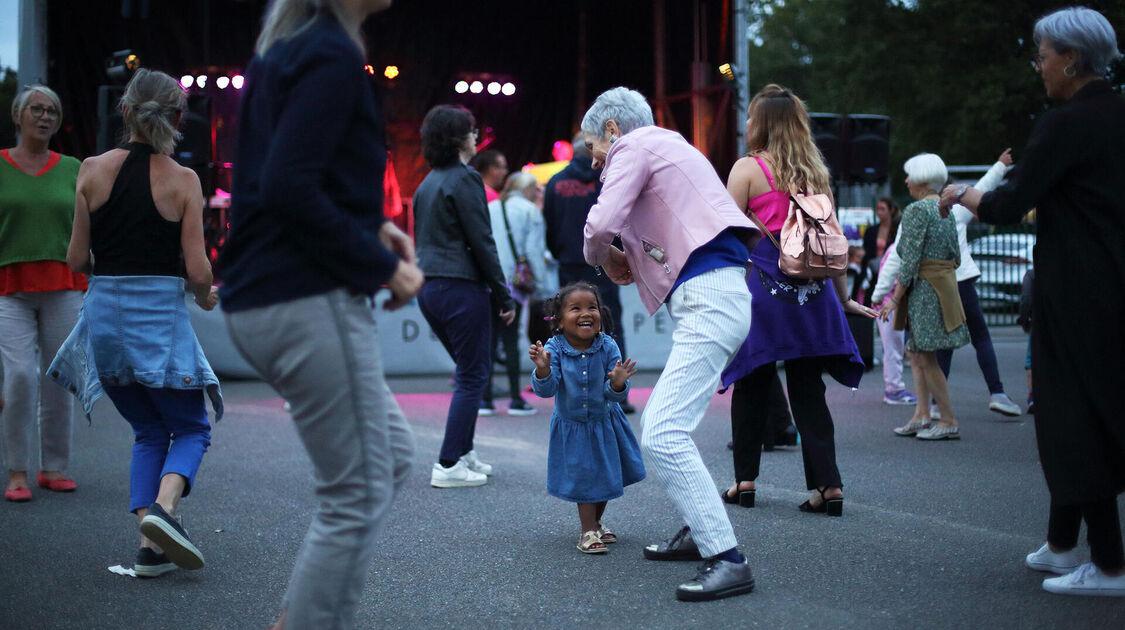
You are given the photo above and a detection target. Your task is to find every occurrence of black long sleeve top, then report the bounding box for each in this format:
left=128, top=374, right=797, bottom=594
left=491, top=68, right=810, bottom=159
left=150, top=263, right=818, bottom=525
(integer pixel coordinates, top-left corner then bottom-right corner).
left=219, top=12, right=399, bottom=312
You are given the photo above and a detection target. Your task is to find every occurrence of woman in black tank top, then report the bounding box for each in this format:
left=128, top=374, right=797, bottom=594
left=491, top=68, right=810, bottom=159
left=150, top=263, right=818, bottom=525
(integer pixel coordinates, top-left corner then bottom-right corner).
left=60, top=68, right=220, bottom=578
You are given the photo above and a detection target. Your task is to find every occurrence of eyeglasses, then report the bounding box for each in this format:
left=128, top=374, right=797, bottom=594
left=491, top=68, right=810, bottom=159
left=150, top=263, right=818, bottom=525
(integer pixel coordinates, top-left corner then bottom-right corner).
left=1031, top=54, right=1047, bottom=71
left=28, top=104, right=60, bottom=119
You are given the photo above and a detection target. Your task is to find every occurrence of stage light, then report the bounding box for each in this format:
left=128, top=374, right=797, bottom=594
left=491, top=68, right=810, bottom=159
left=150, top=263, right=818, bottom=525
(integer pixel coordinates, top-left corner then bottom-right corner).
left=364, top=64, right=375, bottom=75
left=718, top=62, right=736, bottom=82
left=469, top=80, right=483, bottom=94
left=486, top=81, right=501, bottom=95
left=384, top=65, right=399, bottom=80
left=216, top=76, right=230, bottom=89
left=501, top=82, right=516, bottom=96
left=180, top=75, right=194, bottom=89
left=105, top=49, right=140, bottom=84
left=455, top=80, right=469, bottom=93
left=231, top=75, right=245, bottom=89
left=195, top=75, right=208, bottom=88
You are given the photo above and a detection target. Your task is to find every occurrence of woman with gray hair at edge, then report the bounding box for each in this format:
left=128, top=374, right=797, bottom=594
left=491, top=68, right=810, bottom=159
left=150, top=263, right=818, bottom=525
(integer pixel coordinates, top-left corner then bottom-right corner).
left=938, top=6, right=1125, bottom=596
left=582, top=87, right=757, bottom=601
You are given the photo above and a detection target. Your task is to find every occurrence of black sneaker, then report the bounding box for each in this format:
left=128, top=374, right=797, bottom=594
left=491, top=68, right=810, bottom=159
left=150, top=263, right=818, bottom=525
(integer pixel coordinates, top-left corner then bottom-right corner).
left=676, top=557, right=756, bottom=601
left=133, top=547, right=177, bottom=578
left=620, top=401, right=637, bottom=414
left=140, top=503, right=204, bottom=570
left=643, top=526, right=703, bottom=561
left=507, top=398, right=536, bottom=416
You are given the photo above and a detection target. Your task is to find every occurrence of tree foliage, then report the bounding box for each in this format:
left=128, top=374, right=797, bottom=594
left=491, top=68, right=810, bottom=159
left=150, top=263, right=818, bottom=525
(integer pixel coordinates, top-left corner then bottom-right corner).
left=745, top=0, right=1125, bottom=193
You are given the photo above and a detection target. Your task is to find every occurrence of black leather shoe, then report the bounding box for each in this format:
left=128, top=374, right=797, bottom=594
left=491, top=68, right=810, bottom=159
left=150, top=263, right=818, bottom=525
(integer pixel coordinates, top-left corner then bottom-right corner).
left=620, top=401, right=637, bottom=414
left=676, top=557, right=756, bottom=601
left=644, top=526, right=703, bottom=561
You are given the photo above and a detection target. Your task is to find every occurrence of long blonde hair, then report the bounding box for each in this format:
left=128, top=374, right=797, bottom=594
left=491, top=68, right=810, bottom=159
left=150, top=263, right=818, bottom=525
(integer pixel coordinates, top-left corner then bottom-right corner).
left=746, top=84, right=831, bottom=196
left=255, top=0, right=364, bottom=57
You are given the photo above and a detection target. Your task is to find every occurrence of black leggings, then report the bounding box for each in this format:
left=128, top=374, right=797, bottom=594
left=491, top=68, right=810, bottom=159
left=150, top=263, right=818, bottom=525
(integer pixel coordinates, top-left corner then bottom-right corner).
left=482, top=302, right=523, bottom=404
left=730, top=359, right=842, bottom=490
left=1047, top=496, right=1125, bottom=572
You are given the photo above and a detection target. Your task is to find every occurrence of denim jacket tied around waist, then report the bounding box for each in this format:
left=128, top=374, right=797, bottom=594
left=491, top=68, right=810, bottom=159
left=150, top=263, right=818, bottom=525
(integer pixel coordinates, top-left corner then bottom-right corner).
left=48, top=275, right=223, bottom=420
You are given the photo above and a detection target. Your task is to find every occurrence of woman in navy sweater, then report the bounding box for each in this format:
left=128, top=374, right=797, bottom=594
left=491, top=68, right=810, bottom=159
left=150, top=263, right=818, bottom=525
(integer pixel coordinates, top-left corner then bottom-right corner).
left=219, top=1, right=423, bottom=627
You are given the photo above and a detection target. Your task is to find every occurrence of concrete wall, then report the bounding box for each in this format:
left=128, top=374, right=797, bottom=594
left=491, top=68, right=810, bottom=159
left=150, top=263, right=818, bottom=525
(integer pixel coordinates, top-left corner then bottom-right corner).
left=192, top=288, right=677, bottom=379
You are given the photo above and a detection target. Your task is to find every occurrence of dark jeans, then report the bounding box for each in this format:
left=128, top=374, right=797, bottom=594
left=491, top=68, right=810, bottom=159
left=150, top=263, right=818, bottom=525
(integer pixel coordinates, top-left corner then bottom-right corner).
left=935, top=279, right=1004, bottom=394
left=1047, top=496, right=1125, bottom=572
left=558, top=263, right=627, bottom=360
left=730, top=359, right=842, bottom=489
left=483, top=301, right=523, bottom=405
left=417, top=278, right=491, bottom=462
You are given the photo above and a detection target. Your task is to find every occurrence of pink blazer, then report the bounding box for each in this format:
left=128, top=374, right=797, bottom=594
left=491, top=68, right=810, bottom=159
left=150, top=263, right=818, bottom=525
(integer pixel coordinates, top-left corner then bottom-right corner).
left=583, top=126, right=755, bottom=315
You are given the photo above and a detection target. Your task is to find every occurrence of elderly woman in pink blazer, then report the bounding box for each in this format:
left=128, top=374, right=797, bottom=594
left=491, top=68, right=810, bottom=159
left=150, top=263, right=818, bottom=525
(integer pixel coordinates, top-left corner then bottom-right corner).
left=582, top=87, right=757, bottom=602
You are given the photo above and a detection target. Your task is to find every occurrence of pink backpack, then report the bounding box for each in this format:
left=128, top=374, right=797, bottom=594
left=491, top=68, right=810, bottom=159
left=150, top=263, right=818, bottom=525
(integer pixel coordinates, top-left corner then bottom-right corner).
left=749, top=191, right=848, bottom=280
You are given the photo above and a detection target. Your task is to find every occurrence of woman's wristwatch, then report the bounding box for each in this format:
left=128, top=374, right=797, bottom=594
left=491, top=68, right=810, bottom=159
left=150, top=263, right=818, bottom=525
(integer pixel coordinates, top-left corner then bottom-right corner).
left=954, top=184, right=969, bottom=203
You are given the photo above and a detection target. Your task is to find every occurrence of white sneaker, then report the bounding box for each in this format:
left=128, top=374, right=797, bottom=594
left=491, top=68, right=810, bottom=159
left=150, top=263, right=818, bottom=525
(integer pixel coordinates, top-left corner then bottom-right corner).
left=989, top=393, right=1022, bottom=418
left=459, top=450, right=493, bottom=476
left=430, top=461, right=487, bottom=488
left=1043, top=562, right=1125, bottom=596
left=916, top=424, right=960, bottom=440
left=1026, top=543, right=1083, bottom=574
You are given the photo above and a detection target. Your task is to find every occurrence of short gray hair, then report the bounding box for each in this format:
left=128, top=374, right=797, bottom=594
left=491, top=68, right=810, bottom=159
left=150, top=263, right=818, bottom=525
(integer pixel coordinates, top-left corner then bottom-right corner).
left=903, top=153, right=948, bottom=194
left=11, top=85, right=62, bottom=138
left=1034, top=7, right=1121, bottom=77
left=571, top=130, right=590, bottom=158
left=581, top=87, right=654, bottom=138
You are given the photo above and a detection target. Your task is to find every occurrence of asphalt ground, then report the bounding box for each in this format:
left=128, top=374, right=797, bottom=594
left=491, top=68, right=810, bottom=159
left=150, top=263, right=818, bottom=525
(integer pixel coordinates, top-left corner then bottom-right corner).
left=2, top=326, right=1123, bottom=629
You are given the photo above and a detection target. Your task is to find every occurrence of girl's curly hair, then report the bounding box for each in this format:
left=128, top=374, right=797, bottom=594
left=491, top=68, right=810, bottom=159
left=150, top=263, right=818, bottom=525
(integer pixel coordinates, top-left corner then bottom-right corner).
left=542, top=281, right=615, bottom=338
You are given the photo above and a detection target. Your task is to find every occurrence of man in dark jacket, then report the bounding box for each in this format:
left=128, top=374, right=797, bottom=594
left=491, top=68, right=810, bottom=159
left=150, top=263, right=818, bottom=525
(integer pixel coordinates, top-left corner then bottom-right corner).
left=543, top=133, right=635, bottom=413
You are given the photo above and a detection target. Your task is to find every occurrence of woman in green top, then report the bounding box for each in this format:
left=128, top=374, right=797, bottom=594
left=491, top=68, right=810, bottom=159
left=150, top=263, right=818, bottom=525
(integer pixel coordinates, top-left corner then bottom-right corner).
left=0, top=85, right=86, bottom=502
left=880, top=153, right=969, bottom=441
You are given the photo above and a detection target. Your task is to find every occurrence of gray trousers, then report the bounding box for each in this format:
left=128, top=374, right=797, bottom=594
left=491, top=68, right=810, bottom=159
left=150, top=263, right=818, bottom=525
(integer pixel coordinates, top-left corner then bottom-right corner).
left=225, top=289, right=414, bottom=630
left=0, top=289, right=82, bottom=472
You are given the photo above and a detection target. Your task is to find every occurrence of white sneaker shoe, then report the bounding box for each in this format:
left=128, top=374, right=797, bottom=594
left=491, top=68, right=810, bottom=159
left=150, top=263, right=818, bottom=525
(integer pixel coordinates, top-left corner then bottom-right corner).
left=430, top=461, right=487, bottom=488
left=1026, top=543, right=1083, bottom=574
left=989, top=393, right=1022, bottom=418
left=459, top=449, right=493, bottom=476
left=1043, top=562, right=1125, bottom=596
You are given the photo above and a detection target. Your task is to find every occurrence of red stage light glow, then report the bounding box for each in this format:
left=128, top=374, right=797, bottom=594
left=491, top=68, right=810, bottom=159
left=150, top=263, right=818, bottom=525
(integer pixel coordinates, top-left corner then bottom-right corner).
left=552, top=140, right=573, bottom=162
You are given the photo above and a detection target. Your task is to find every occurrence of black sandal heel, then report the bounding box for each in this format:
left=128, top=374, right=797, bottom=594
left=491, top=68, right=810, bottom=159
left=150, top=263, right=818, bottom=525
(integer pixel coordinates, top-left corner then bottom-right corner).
left=720, top=487, right=756, bottom=508
left=798, top=487, right=843, bottom=516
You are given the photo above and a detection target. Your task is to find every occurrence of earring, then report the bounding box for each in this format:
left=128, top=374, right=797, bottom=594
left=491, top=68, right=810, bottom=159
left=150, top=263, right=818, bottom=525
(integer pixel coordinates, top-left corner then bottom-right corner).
left=609, top=134, right=618, bottom=144
left=1064, top=64, right=1077, bottom=78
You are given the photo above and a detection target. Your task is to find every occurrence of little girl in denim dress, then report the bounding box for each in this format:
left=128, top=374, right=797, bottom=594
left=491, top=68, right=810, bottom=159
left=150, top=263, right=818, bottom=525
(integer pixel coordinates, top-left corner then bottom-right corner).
left=530, top=282, right=646, bottom=554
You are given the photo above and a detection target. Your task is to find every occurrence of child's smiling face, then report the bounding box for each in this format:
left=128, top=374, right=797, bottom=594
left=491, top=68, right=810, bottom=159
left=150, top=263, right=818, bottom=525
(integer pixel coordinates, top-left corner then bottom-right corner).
left=560, top=290, right=601, bottom=349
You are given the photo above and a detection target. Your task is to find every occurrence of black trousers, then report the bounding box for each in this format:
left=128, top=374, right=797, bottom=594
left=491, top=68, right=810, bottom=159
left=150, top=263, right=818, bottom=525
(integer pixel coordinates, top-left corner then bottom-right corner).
left=1047, top=495, right=1125, bottom=572
left=731, top=359, right=842, bottom=490
left=482, top=301, right=523, bottom=404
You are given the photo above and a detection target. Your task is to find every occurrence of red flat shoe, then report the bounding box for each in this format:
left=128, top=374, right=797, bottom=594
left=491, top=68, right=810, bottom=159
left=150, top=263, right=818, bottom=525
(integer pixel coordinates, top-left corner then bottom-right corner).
left=36, top=472, right=77, bottom=492
left=4, top=486, right=31, bottom=502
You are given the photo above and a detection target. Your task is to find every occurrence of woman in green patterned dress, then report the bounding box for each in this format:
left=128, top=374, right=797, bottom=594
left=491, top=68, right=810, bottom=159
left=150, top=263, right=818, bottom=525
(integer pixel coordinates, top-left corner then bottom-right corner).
left=879, top=153, right=969, bottom=440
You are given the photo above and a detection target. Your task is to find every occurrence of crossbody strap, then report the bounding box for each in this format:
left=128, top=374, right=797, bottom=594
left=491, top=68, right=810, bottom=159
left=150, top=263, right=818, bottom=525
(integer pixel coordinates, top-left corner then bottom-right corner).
left=500, top=200, right=524, bottom=259
left=746, top=207, right=781, bottom=250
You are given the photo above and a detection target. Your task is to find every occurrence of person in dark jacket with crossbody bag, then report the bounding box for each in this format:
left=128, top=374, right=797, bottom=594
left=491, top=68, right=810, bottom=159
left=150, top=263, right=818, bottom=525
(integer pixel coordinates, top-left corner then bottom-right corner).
left=413, top=104, right=516, bottom=489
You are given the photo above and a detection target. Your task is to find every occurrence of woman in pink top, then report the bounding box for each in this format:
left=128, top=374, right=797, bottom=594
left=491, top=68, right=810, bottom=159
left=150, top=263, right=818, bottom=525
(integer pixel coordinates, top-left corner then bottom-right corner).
left=720, top=84, right=874, bottom=517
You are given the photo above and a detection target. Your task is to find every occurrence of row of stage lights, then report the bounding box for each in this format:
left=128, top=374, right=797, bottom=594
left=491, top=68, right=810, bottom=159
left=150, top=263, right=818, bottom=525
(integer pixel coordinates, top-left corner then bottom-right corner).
left=181, top=74, right=245, bottom=90
left=455, top=80, right=517, bottom=96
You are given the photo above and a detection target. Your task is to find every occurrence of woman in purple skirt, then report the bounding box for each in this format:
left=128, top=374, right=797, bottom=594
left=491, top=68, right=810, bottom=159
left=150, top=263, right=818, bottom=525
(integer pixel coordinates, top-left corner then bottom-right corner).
left=720, top=85, right=875, bottom=516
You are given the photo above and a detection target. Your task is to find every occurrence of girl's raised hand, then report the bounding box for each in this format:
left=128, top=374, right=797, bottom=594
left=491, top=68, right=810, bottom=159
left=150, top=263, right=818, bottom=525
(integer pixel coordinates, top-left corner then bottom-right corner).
left=608, top=358, right=638, bottom=392
left=529, top=341, right=551, bottom=376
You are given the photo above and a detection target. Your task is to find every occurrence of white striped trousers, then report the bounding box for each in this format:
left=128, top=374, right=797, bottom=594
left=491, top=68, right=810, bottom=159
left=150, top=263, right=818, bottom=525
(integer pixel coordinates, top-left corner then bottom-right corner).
left=640, top=266, right=751, bottom=557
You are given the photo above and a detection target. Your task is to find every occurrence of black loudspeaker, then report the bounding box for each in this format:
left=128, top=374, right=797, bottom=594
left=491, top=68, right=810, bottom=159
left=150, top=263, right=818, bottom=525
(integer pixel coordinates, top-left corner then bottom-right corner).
left=96, top=85, right=125, bottom=153
left=808, top=113, right=847, bottom=182
left=846, top=114, right=890, bottom=183
left=175, top=94, right=211, bottom=168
